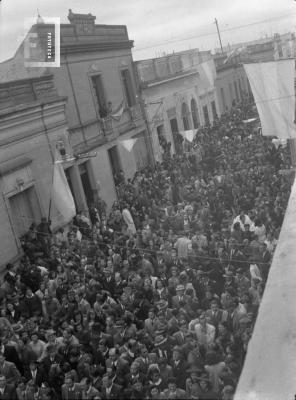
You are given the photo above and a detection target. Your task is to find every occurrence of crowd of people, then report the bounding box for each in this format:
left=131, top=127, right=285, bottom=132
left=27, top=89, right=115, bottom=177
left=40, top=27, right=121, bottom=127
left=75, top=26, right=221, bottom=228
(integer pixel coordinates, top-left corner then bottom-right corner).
left=0, top=98, right=292, bottom=399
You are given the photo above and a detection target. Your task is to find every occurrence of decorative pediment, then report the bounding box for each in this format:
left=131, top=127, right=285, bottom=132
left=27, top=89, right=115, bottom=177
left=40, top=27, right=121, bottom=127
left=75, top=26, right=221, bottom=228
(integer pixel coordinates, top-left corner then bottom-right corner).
left=68, top=9, right=96, bottom=35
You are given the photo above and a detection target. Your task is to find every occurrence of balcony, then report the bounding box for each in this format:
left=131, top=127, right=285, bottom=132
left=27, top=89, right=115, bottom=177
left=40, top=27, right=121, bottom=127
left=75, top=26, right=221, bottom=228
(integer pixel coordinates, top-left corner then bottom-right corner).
left=68, top=118, right=106, bottom=154
left=68, top=104, right=144, bottom=153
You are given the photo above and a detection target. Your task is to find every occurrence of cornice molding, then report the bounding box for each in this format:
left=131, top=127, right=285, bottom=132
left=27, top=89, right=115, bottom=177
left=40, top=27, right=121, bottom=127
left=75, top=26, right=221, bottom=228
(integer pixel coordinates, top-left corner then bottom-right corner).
left=61, top=40, right=134, bottom=55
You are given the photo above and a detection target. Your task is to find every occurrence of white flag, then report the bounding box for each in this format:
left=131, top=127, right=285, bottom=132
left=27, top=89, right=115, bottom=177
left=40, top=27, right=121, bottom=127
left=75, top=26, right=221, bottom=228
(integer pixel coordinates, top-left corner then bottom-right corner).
left=110, top=101, right=124, bottom=121
left=121, top=138, right=137, bottom=152
left=244, top=60, right=296, bottom=139
left=180, top=129, right=198, bottom=142
left=52, top=163, right=76, bottom=222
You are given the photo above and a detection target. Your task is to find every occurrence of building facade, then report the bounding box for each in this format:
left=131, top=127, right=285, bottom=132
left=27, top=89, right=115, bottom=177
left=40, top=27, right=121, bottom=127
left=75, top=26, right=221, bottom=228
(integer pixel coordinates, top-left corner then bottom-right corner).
left=214, top=54, right=251, bottom=113
left=0, top=10, right=151, bottom=213
left=135, top=49, right=220, bottom=162
left=0, top=75, right=68, bottom=266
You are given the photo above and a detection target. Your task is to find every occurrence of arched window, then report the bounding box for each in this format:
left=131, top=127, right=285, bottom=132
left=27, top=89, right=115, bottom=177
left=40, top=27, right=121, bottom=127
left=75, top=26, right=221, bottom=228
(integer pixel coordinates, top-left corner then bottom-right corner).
left=190, top=98, right=200, bottom=129
left=181, top=102, right=190, bottom=130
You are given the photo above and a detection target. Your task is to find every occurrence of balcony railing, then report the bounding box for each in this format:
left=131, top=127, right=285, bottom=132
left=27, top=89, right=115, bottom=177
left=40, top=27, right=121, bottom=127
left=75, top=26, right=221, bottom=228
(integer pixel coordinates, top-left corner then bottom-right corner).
left=68, top=103, right=145, bottom=152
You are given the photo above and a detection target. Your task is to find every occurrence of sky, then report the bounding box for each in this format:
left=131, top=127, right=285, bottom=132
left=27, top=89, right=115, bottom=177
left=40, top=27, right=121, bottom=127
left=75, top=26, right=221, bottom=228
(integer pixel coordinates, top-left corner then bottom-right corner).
left=0, top=0, right=295, bottom=62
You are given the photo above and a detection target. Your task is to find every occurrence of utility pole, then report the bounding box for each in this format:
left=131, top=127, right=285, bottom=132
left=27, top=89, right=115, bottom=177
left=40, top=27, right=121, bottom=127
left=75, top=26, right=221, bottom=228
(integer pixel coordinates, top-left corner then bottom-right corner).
left=214, top=18, right=224, bottom=54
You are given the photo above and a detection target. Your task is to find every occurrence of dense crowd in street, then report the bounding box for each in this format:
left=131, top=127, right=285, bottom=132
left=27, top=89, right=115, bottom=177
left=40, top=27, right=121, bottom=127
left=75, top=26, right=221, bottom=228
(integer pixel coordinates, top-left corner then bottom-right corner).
left=0, top=98, right=292, bottom=399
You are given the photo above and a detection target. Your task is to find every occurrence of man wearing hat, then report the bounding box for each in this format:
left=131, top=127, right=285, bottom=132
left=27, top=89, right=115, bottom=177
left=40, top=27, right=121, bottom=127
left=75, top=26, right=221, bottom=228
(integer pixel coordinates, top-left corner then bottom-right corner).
left=156, top=300, right=172, bottom=320
left=171, top=285, right=190, bottom=309
left=153, top=335, right=171, bottom=361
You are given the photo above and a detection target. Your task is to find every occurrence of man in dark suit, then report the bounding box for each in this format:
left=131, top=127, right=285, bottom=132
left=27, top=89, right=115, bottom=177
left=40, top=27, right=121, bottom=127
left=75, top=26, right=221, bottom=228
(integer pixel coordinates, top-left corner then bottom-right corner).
left=124, top=362, right=147, bottom=389
left=105, top=348, right=129, bottom=379
left=0, top=375, right=16, bottom=400
left=41, top=344, right=64, bottom=374
left=24, top=360, right=45, bottom=387
left=205, top=299, right=225, bottom=330
left=170, top=346, right=187, bottom=390
left=0, top=352, right=21, bottom=385
left=154, top=335, right=172, bottom=361
left=100, top=374, right=122, bottom=399
left=0, top=337, right=22, bottom=374
left=102, top=268, right=116, bottom=297
left=171, top=285, right=191, bottom=310
left=172, top=320, right=190, bottom=346
left=61, top=375, right=82, bottom=400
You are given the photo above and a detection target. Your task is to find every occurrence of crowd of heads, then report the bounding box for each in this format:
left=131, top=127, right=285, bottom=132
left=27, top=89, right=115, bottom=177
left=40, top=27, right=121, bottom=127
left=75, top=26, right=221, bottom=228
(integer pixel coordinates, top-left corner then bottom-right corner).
left=0, top=97, right=292, bottom=399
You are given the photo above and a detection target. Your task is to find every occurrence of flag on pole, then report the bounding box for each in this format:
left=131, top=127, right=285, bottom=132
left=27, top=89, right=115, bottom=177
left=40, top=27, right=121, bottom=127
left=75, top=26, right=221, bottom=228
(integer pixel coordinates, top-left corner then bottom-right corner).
left=51, top=161, right=76, bottom=223
left=243, top=60, right=296, bottom=139
left=121, top=138, right=137, bottom=152
left=180, top=129, right=198, bottom=143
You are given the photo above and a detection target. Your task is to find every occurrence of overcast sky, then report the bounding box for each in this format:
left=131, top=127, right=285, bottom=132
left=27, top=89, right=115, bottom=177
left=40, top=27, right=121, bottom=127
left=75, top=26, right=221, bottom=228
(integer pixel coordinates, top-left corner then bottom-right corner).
left=0, top=0, right=295, bottom=62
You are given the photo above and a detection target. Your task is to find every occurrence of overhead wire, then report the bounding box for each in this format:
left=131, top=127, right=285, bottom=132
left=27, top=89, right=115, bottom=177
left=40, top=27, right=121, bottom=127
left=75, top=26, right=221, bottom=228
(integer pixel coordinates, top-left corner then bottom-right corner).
left=133, top=13, right=296, bottom=52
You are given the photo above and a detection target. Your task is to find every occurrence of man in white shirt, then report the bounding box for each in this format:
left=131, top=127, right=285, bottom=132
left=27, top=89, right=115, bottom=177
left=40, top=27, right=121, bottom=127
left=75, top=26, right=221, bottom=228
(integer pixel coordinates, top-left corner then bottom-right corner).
left=194, top=313, right=216, bottom=349
left=174, top=232, right=192, bottom=259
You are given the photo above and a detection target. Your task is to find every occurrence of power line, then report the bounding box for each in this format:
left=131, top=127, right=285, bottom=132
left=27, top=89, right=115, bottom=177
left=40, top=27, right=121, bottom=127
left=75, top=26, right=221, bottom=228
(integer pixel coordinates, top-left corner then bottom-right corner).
left=133, top=13, right=296, bottom=53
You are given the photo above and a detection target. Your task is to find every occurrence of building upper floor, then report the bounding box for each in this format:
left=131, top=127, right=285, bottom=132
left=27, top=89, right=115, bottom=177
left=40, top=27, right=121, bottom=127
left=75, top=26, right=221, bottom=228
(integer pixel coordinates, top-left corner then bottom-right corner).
left=0, top=10, right=146, bottom=155
left=135, top=49, right=212, bottom=87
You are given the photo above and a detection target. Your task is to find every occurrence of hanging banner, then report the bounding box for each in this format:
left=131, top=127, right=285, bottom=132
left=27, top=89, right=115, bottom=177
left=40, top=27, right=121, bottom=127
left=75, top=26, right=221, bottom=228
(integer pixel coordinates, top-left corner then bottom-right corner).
left=51, top=161, right=76, bottom=222
left=121, top=138, right=138, bottom=152
left=244, top=60, right=296, bottom=139
left=180, top=129, right=198, bottom=143
left=110, top=101, right=124, bottom=121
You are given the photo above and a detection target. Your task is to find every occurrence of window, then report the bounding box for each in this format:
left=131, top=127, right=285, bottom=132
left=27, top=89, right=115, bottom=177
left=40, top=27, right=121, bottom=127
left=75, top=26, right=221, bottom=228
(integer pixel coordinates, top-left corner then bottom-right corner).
left=211, top=101, right=217, bottom=119
left=64, top=168, right=78, bottom=209
left=108, top=146, right=122, bottom=178
left=181, top=102, right=190, bottom=130
left=133, top=133, right=149, bottom=170
left=190, top=98, right=200, bottom=129
left=170, top=118, right=182, bottom=153
left=91, top=75, right=107, bottom=118
left=121, top=69, right=136, bottom=107
left=79, top=163, right=94, bottom=206
left=220, top=87, right=226, bottom=111
left=203, top=105, right=210, bottom=125
left=9, top=187, right=42, bottom=238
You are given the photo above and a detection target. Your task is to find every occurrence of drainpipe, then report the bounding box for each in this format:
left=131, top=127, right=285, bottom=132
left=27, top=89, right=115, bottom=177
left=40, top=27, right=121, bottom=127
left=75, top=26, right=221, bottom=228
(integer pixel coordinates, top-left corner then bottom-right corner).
left=65, top=51, right=86, bottom=144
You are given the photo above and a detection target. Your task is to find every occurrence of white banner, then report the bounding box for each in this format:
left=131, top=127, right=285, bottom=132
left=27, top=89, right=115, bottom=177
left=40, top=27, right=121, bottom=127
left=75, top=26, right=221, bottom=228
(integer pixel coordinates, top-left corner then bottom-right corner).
left=121, top=138, right=137, bottom=152
left=52, top=162, right=76, bottom=222
left=244, top=60, right=296, bottom=139
left=110, top=101, right=124, bottom=121
left=180, top=129, right=198, bottom=142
